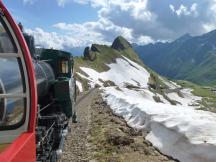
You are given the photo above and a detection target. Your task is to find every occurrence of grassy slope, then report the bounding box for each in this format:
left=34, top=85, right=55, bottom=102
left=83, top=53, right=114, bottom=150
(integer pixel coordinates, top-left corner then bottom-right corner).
left=185, top=53, right=216, bottom=85
left=75, top=45, right=121, bottom=72
left=74, top=42, right=179, bottom=106
left=74, top=43, right=166, bottom=92
left=176, top=80, right=216, bottom=112
left=74, top=45, right=122, bottom=90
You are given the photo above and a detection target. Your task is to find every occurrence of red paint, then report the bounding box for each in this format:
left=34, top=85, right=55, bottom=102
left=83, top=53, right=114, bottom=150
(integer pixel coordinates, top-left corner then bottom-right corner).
left=0, top=1, right=37, bottom=162
left=0, top=133, right=36, bottom=162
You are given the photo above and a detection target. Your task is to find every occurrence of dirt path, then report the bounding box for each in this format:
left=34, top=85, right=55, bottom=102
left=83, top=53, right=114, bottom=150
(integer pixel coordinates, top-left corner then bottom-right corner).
left=61, top=88, right=97, bottom=162
left=62, top=89, right=177, bottom=162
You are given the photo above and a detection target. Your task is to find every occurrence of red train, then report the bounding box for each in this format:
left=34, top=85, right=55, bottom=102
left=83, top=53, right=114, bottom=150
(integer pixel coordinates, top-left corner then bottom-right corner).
left=0, top=1, right=76, bottom=161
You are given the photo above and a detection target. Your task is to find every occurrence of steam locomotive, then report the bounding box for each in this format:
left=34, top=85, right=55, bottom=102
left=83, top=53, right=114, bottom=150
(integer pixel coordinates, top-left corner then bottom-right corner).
left=0, top=1, right=76, bottom=162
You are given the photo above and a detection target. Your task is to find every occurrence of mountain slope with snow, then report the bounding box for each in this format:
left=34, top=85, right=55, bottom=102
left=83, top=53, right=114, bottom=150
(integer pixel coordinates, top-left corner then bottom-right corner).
left=74, top=36, right=216, bottom=162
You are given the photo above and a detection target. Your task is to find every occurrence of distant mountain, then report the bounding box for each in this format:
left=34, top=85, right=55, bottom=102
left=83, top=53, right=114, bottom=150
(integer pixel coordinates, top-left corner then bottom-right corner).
left=133, top=30, right=216, bottom=85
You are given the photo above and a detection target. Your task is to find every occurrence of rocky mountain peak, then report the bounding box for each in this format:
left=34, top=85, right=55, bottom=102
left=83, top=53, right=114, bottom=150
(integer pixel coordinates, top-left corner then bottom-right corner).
left=111, top=36, right=132, bottom=50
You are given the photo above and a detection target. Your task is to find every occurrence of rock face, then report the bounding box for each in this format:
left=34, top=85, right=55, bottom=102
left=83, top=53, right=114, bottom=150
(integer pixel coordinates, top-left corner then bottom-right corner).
left=91, top=44, right=100, bottom=52
left=111, top=36, right=132, bottom=50
left=83, top=47, right=97, bottom=61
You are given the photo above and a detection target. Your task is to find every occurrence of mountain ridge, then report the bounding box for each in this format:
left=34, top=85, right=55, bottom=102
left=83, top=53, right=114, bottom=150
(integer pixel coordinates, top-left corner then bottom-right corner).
left=133, top=29, right=216, bottom=85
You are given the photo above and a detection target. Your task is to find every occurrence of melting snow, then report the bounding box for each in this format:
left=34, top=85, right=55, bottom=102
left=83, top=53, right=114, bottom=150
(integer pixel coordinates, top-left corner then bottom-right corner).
left=79, top=56, right=150, bottom=88
left=77, top=55, right=216, bottom=162
left=103, top=87, right=216, bottom=162
left=76, top=80, right=83, bottom=92
left=167, top=89, right=202, bottom=107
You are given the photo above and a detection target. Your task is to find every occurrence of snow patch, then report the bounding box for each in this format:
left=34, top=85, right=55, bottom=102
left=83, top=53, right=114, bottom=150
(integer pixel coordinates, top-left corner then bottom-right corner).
left=79, top=56, right=150, bottom=88
left=103, top=87, right=216, bottom=162
left=76, top=80, right=83, bottom=92
left=167, top=88, right=201, bottom=107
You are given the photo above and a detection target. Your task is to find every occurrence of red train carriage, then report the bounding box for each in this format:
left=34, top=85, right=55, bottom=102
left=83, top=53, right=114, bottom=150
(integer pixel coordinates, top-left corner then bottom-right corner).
left=0, top=1, right=76, bottom=162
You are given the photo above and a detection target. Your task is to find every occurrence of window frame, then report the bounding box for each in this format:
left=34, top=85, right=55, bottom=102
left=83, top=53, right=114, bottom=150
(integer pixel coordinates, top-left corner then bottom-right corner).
left=0, top=11, right=31, bottom=143
left=59, top=58, right=69, bottom=74
left=0, top=14, right=17, bottom=53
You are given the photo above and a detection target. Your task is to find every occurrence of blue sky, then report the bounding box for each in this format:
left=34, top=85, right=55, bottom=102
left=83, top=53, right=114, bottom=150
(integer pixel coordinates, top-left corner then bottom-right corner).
left=4, top=0, right=98, bottom=31
left=2, top=0, right=216, bottom=54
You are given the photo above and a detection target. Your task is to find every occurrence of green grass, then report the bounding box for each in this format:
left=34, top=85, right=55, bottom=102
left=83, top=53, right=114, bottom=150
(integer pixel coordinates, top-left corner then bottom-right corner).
left=176, top=80, right=216, bottom=112
left=74, top=45, right=122, bottom=73
left=74, top=44, right=145, bottom=72
left=176, top=80, right=212, bottom=97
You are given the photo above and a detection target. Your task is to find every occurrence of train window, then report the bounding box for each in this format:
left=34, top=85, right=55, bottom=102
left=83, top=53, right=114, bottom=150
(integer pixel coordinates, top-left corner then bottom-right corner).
left=0, top=58, right=24, bottom=93
left=0, top=15, right=26, bottom=129
left=0, top=58, right=25, bottom=127
left=60, top=59, right=69, bottom=73
left=0, top=18, right=17, bottom=53
left=0, top=98, right=25, bottom=126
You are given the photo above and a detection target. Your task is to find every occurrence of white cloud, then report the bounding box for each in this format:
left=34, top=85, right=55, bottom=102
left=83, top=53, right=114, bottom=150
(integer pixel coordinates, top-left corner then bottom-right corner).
left=169, top=5, right=175, bottom=13
left=53, top=20, right=127, bottom=43
left=26, top=28, right=65, bottom=49
left=203, top=23, right=216, bottom=33
left=53, top=16, right=154, bottom=47
left=25, top=26, right=111, bottom=50
left=136, top=36, right=154, bottom=45
left=169, top=3, right=198, bottom=17
left=191, top=3, right=198, bottom=13
left=25, top=0, right=216, bottom=49
left=176, top=5, right=190, bottom=16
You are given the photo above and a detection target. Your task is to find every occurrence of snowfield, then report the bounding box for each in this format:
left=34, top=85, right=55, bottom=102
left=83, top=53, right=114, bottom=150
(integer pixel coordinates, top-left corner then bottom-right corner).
left=76, top=80, right=83, bottom=92
left=77, top=55, right=216, bottom=162
left=79, top=56, right=150, bottom=88
left=103, top=87, right=216, bottom=162
left=167, top=89, right=201, bottom=107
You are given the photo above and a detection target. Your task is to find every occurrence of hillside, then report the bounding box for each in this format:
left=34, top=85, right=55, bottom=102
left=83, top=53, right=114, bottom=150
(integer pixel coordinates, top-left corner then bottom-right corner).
left=74, top=36, right=216, bottom=112
left=74, top=36, right=216, bottom=162
left=74, top=36, right=146, bottom=90
left=133, top=30, right=216, bottom=85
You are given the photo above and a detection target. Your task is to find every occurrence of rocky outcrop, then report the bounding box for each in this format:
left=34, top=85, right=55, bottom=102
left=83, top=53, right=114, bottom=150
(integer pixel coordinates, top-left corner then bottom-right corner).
left=111, top=36, right=132, bottom=50
left=83, top=47, right=97, bottom=61
left=91, top=44, right=100, bottom=52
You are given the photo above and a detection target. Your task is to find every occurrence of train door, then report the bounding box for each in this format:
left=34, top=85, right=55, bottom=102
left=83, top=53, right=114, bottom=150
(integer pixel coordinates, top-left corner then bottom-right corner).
left=0, top=2, right=37, bottom=162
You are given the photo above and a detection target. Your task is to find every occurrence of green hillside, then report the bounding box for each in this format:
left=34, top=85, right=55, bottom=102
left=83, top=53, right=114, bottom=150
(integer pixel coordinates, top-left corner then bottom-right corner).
left=74, top=36, right=216, bottom=112
left=134, top=30, right=216, bottom=85
left=177, top=80, right=216, bottom=112
left=74, top=36, right=165, bottom=93
left=74, top=36, right=143, bottom=73
left=185, top=53, right=216, bottom=85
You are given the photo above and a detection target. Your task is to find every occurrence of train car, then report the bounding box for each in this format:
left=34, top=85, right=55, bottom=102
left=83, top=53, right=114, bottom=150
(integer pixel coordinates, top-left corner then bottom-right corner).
left=0, top=1, right=76, bottom=162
